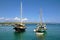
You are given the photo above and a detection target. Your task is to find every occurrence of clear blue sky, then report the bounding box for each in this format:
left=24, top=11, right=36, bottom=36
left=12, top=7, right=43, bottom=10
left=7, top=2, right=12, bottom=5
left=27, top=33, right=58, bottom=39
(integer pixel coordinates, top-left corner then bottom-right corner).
left=0, top=0, right=60, bottom=23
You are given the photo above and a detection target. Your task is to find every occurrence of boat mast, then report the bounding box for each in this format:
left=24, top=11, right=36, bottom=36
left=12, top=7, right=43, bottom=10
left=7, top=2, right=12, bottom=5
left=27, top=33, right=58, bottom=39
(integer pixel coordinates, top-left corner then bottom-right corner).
left=20, top=1, right=22, bottom=25
left=40, top=8, right=43, bottom=26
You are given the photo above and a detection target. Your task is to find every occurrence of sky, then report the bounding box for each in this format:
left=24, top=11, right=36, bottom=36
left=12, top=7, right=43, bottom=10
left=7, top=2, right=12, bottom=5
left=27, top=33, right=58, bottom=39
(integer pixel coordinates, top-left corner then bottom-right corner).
left=0, top=0, right=60, bottom=23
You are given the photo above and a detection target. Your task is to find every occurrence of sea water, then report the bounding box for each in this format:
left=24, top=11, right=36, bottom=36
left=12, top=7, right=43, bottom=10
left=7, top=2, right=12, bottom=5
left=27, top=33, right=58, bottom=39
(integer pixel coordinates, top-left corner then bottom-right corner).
left=0, top=24, right=60, bottom=40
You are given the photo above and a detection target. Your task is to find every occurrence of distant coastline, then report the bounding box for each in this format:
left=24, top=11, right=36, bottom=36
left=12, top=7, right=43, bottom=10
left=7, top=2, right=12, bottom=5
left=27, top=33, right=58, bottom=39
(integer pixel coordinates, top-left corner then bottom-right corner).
left=0, top=22, right=60, bottom=24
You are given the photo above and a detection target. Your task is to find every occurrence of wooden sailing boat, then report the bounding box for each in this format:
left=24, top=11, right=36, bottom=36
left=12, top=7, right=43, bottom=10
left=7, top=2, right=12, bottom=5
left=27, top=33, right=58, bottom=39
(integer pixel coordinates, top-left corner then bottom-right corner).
left=13, top=1, right=26, bottom=32
left=34, top=9, right=47, bottom=33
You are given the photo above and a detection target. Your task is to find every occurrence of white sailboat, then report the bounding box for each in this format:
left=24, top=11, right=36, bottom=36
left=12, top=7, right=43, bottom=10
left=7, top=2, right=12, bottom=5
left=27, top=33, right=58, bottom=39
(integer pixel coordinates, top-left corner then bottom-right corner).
left=34, top=9, right=47, bottom=33
left=13, top=1, right=26, bottom=32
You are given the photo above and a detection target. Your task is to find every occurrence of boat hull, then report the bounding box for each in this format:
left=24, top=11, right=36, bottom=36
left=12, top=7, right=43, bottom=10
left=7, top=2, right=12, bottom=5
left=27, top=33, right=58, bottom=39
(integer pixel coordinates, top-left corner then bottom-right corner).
left=34, top=26, right=47, bottom=33
left=34, top=29, right=46, bottom=32
left=13, top=27, right=25, bottom=32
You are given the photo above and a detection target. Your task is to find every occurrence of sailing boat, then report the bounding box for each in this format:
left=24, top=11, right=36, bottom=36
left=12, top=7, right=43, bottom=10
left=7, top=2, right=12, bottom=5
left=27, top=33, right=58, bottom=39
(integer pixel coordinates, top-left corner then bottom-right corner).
left=34, top=9, right=47, bottom=33
left=13, top=1, right=26, bottom=32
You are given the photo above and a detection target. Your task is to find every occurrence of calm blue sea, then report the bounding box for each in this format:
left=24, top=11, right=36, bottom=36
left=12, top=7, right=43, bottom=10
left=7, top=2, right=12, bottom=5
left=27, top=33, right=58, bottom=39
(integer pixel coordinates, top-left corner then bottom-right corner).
left=0, top=24, right=60, bottom=40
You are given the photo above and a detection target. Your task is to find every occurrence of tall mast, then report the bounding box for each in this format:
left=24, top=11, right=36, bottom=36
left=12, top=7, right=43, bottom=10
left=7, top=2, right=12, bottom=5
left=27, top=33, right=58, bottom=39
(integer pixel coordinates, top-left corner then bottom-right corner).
left=20, top=1, right=22, bottom=24
left=40, top=8, right=43, bottom=25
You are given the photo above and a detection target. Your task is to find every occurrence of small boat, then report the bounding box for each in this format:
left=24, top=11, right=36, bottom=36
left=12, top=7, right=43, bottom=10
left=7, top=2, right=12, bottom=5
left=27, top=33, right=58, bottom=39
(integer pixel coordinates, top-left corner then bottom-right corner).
left=34, top=9, right=47, bottom=33
left=13, top=24, right=26, bottom=32
left=13, top=1, right=26, bottom=32
left=34, top=24, right=47, bottom=32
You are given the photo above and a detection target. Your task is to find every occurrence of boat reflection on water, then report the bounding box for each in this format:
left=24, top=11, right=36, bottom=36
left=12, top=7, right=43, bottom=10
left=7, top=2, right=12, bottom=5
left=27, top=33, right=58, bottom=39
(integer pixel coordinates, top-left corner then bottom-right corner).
left=13, top=32, right=25, bottom=40
left=35, top=31, right=47, bottom=40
